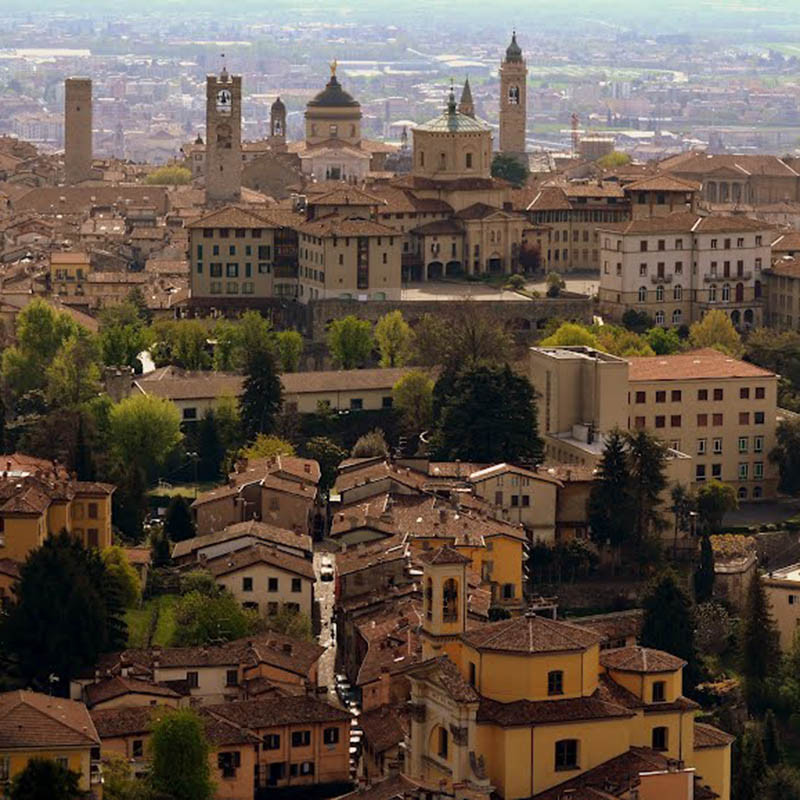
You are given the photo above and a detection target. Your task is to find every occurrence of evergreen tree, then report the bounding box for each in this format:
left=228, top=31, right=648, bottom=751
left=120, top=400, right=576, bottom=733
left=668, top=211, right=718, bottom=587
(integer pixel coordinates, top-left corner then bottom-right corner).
left=694, top=534, right=715, bottom=603
left=239, top=342, right=283, bottom=442
left=625, top=428, right=668, bottom=544
left=741, top=572, right=780, bottom=712
left=163, top=496, right=195, bottom=543
left=9, top=758, right=83, bottom=800
left=150, top=527, right=172, bottom=568
left=761, top=765, right=800, bottom=800
left=763, top=709, right=783, bottom=767
left=196, top=410, right=224, bottom=481
left=74, top=413, right=95, bottom=481
left=735, top=728, right=768, bottom=800
left=587, top=428, right=635, bottom=558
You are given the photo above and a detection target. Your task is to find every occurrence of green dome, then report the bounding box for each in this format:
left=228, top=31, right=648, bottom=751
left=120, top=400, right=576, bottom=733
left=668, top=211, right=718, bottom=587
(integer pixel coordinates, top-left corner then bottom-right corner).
left=505, top=31, right=523, bottom=63
left=307, top=75, right=359, bottom=108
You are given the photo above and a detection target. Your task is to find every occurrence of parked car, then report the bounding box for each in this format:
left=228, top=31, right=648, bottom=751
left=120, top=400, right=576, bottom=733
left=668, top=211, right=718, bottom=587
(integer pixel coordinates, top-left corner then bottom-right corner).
left=320, top=556, right=334, bottom=581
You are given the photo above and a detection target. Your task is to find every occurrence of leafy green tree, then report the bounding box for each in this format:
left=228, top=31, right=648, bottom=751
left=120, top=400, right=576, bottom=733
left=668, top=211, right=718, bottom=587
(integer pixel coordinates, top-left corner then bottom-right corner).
left=103, top=546, right=142, bottom=608
left=375, top=310, right=413, bottom=367
left=99, top=302, right=151, bottom=369
left=172, top=320, right=210, bottom=370
left=327, top=316, right=374, bottom=369
left=741, top=571, right=780, bottom=712
left=694, top=534, right=715, bottom=603
left=127, top=287, right=152, bottom=325
left=211, top=319, right=239, bottom=371
left=145, top=165, right=192, bottom=185
left=276, top=329, right=304, bottom=372
left=214, top=395, right=243, bottom=457
left=545, top=271, right=565, bottom=297
left=9, top=758, right=84, bottom=800
left=393, top=370, right=434, bottom=431
left=761, top=765, right=800, bottom=800
left=670, top=483, right=694, bottom=556
left=770, top=418, right=800, bottom=495
left=596, top=326, right=654, bottom=357
left=196, top=410, right=225, bottom=481
left=237, top=311, right=275, bottom=357
left=179, top=570, right=219, bottom=597
left=172, top=590, right=257, bottom=646
left=696, top=479, right=738, bottom=534
left=490, top=152, right=529, bottom=187
left=646, top=326, right=682, bottom=355
left=1, top=531, right=127, bottom=690
left=625, top=429, right=668, bottom=544
left=352, top=428, right=389, bottom=458
left=102, top=751, right=151, bottom=800
left=109, top=394, right=182, bottom=478
left=587, top=429, right=635, bottom=558
left=688, top=309, right=743, bottom=356
left=240, top=434, right=295, bottom=460
left=304, top=436, right=347, bottom=494
left=735, top=728, right=768, bottom=800
left=433, top=365, right=543, bottom=463
left=45, top=327, right=102, bottom=407
left=621, top=309, right=653, bottom=334
left=763, top=709, right=783, bottom=767
left=150, top=526, right=171, bottom=568
left=267, top=606, right=313, bottom=641
left=596, top=150, right=631, bottom=168
left=149, top=709, right=214, bottom=800
left=164, top=496, right=195, bottom=543
left=74, top=413, right=96, bottom=481
left=239, top=343, right=283, bottom=441
left=539, top=321, right=598, bottom=348
left=640, top=570, right=699, bottom=688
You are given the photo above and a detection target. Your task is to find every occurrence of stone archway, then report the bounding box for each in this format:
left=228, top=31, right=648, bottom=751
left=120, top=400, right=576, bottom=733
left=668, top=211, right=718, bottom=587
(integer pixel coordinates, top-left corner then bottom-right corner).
left=445, top=260, right=463, bottom=277
left=427, top=261, right=443, bottom=280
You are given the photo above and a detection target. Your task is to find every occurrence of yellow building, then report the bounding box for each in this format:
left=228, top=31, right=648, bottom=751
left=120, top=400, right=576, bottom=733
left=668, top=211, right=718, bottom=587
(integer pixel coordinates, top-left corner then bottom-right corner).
left=0, top=690, right=102, bottom=796
left=50, top=251, right=91, bottom=298
left=763, top=564, right=800, bottom=651
left=403, top=547, right=733, bottom=800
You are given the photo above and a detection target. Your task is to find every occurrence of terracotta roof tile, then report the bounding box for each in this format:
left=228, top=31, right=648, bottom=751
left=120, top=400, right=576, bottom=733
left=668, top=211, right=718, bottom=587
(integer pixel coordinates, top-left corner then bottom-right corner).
left=338, top=774, right=418, bottom=800
left=205, top=543, right=315, bottom=580
left=355, top=705, right=407, bottom=753
left=419, top=545, right=472, bottom=566
left=627, top=348, right=775, bottom=382
left=283, top=367, right=414, bottom=395
left=463, top=613, right=603, bottom=654
left=172, top=519, right=312, bottom=560
left=206, top=696, right=350, bottom=728
left=85, top=676, right=181, bottom=708
left=298, top=216, right=399, bottom=238
left=0, top=690, right=100, bottom=748
left=601, top=645, right=686, bottom=673
left=570, top=609, right=643, bottom=644
left=623, top=175, right=701, bottom=193
left=694, top=722, right=735, bottom=749
left=768, top=255, right=800, bottom=278
left=477, top=690, right=634, bottom=727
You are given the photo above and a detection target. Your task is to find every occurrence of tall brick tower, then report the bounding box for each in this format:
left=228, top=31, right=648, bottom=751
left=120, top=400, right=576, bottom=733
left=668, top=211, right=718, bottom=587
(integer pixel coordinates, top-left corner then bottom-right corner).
left=499, top=31, right=528, bottom=158
left=205, top=67, right=242, bottom=204
left=64, top=78, right=93, bottom=184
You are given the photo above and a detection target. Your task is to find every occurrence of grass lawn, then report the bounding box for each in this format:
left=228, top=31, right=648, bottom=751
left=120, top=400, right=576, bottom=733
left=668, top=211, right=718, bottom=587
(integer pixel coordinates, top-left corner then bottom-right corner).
left=152, top=595, right=178, bottom=646
left=125, top=605, right=153, bottom=648
left=125, top=595, right=179, bottom=648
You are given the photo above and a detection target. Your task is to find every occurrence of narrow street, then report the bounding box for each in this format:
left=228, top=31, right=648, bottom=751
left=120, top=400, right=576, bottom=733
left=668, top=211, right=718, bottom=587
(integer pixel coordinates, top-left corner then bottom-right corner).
left=313, top=550, right=338, bottom=699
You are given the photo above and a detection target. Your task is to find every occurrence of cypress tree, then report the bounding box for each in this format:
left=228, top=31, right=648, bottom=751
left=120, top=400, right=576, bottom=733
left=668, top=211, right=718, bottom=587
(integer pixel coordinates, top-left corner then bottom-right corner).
left=164, top=496, right=195, bottom=543
left=741, top=572, right=780, bottom=712
left=74, top=413, right=95, bottom=481
left=694, top=534, right=715, bottom=603
left=239, top=342, right=283, bottom=442
left=763, top=709, right=783, bottom=767
left=625, top=428, right=668, bottom=543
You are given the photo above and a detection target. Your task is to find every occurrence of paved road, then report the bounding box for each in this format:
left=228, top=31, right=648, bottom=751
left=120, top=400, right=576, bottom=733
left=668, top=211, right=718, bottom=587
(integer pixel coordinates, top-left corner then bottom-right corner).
left=313, top=550, right=338, bottom=697
left=398, top=274, right=599, bottom=302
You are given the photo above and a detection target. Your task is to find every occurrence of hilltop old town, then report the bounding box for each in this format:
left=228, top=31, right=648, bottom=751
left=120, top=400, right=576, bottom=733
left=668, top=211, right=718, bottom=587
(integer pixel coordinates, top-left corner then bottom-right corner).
left=9, top=9, right=800, bottom=800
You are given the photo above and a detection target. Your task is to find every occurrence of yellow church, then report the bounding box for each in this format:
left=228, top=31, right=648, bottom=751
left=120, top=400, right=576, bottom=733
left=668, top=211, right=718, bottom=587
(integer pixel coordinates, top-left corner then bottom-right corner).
left=403, top=546, right=732, bottom=800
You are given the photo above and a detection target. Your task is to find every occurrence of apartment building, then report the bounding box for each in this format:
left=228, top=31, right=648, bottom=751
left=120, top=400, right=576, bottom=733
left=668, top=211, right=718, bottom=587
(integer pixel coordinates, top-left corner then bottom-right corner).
left=50, top=251, right=91, bottom=297
left=528, top=346, right=778, bottom=499
left=598, top=212, right=771, bottom=329
left=762, top=565, right=800, bottom=651
left=188, top=206, right=302, bottom=306
left=764, top=255, right=800, bottom=329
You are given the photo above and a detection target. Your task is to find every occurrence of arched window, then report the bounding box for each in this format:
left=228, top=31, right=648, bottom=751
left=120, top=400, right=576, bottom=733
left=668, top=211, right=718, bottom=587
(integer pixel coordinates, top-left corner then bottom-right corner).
left=425, top=578, right=433, bottom=621
left=655, top=310, right=665, bottom=325
left=731, top=309, right=741, bottom=327
left=638, top=286, right=647, bottom=302
left=722, top=283, right=730, bottom=302
left=656, top=285, right=664, bottom=302
left=736, top=282, right=744, bottom=302
left=652, top=726, right=669, bottom=751
left=755, top=280, right=762, bottom=298
left=673, top=284, right=682, bottom=301
left=443, top=578, right=458, bottom=622
left=555, top=739, right=579, bottom=771
left=437, top=726, right=449, bottom=758
left=738, top=486, right=748, bottom=500
left=508, top=85, right=520, bottom=105
left=754, top=486, right=763, bottom=499
left=744, top=308, right=754, bottom=326
left=708, top=283, right=717, bottom=302
left=672, top=309, right=682, bottom=325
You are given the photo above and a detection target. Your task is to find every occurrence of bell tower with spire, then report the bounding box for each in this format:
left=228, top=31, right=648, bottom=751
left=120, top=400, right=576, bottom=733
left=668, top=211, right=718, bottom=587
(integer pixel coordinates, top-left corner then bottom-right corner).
left=205, top=62, right=242, bottom=204
left=458, top=77, right=475, bottom=118
left=499, top=30, right=528, bottom=157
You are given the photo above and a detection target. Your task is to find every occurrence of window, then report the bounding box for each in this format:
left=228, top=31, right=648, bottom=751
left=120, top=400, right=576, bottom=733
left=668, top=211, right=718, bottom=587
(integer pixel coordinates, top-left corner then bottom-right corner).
left=656, top=285, right=664, bottom=302
left=350, top=398, right=363, bottom=410
left=656, top=391, right=666, bottom=403
left=675, top=260, right=683, bottom=274
left=697, top=414, right=708, bottom=427
left=502, top=583, right=515, bottom=599
left=268, top=577, right=278, bottom=592
left=640, top=240, right=648, bottom=252
left=638, top=286, right=647, bottom=303
left=466, top=152, right=473, bottom=168
left=713, top=438, right=723, bottom=453
left=226, top=669, right=238, bottom=686
left=708, top=284, right=717, bottom=302
left=438, top=727, right=449, bottom=759
left=671, top=390, right=682, bottom=402
left=754, top=436, right=764, bottom=453
left=711, top=238, right=718, bottom=249
left=635, top=416, right=645, bottom=428
left=655, top=416, right=666, bottom=428
left=652, top=681, right=666, bottom=702
left=670, top=415, right=681, bottom=427
left=291, top=578, right=302, bottom=593
left=672, top=309, right=682, bottom=325
left=756, top=387, right=765, bottom=399
left=739, top=437, right=749, bottom=453
left=712, top=463, right=722, bottom=479
left=696, top=464, right=706, bottom=481
left=88, top=502, right=98, bottom=519
left=259, top=262, right=270, bottom=274
left=263, top=734, right=280, bottom=750
left=217, top=751, right=241, bottom=779
left=713, top=414, right=723, bottom=427
left=242, top=577, right=253, bottom=592
left=382, top=396, right=393, bottom=408
left=639, top=263, right=647, bottom=276
left=754, top=462, right=764, bottom=479
left=722, top=284, right=730, bottom=302
left=469, top=662, right=476, bottom=686
left=548, top=670, right=564, bottom=696
left=739, top=463, right=749, bottom=480
left=698, top=389, right=708, bottom=401
left=658, top=239, right=666, bottom=251
left=755, top=412, right=765, bottom=425
left=186, top=671, right=199, bottom=689
left=697, top=438, right=707, bottom=454
left=555, top=739, right=579, bottom=771
left=132, top=740, right=143, bottom=759
left=210, top=263, right=223, bottom=277
left=713, top=388, right=724, bottom=401
left=226, top=263, right=239, bottom=277
left=655, top=310, right=665, bottom=325
left=183, top=407, right=197, bottom=421
left=635, top=391, right=646, bottom=404
left=673, top=284, right=682, bottom=301
left=292, top=730, right=311, bottom=748
left=740, top=387, right=750, bottom=399
left=739, top=412, right=750, bottom=425
left=652, top=726, right=669, bottom=751
left=324, top=727, right=339, bottom=745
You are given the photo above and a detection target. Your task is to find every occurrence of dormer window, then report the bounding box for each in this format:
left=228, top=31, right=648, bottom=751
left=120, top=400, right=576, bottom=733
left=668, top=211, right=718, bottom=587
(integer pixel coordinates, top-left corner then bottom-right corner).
left=651, top=680, right=666, bottom=702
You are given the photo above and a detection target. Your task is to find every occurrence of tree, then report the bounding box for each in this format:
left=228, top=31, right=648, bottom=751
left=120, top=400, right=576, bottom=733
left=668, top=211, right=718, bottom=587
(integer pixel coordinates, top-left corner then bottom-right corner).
left=145, top=165, right=192, bottom=185
left=45, top=327, right=102, bottom=408
left=196, top=410, right=225, bottom=481
left=761, top=765, right=800, bottom=800
left=241, top=434, right=295, bottom=460
left=74, top=413, right=96, bottom=481
left=171, top=320, right=210, bottom=370
left=646, top=326, right=682, bottom=355
left=670, top=483, right=694, bottom=556
left=276, top=329, right=304, bottom=372
left=545, top=271, right=565, bottom=297
left=109, top=394, right=182, bottom=478
left=172, top=590, right=258, bottom=646
left=9, top=758, right=84, bottom=800
left=596, top=150, right=631, bottom=169
left=327, top=316, right=374, bottom=369
left=694, top=601, right=732, bottom=657
left=433, top=365, right=543, bottom=463
left=266, top=606, right=313, bottom=641
left=99, top=302, right=150, bottom=369
left=640, top=571, right=699, bottom=689
left=164, top=496, right=195, bottom=543
left=150, top=527, right=171, bottom=568
left=763, top=709, right=783, bottom=767
left=625, top=429, right=668, bottom=544
left=587, top=429, right=635, bottom=558
left=696, top=479, right=738, bottom=534
left=490, top=152, right=529, bottom=188
left=393, top=370, right=434, bottom=431
left=352, top=428, right=389, bottom=458
left=1, top=531, right=127, bottom=690
left=304, top=436, right=347, bottom=495
left=688, top=309, right=743, bottom=356
left=375, top=310, right=413, bottom=367
left=103, top=546, right=142, bottom=608
left=770, top=418, right=800, bottom=495
left=621, top=309, right=653, bottom=334
left=741, top=571, right=780, bottom=711
left=694, top=534, right=715, bottom=603
left=149, top=709, right=214, bottom=800
left=239, top=343, right=283, bottom=442
left=539, top=321, right=598, bottom=348
left=735, top=728, right=768, bottom=800
left=103, top=752, right=151, bottom=800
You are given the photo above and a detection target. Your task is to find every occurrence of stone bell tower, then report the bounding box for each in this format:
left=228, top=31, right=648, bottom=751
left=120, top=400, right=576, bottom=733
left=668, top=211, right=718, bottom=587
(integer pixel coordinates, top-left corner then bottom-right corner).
left=421, top=545, right=470, bottom=661
left=499, top=31, right=528, bottom=157
left=205, top=67, right=242, bottom=204
left=269, top=96, right=287, bottom=152
left=64, top=78, right=93, bottom=184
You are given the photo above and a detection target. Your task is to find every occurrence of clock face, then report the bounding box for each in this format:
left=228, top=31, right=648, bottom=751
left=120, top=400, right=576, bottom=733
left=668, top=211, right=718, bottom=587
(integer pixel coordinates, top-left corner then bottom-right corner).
left=216, top=89, right=232, bottom=112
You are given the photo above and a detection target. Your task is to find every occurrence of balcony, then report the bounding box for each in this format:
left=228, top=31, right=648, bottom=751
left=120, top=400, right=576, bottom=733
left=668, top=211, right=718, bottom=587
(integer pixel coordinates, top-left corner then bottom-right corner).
left=650, top=274, right=673, bottom=284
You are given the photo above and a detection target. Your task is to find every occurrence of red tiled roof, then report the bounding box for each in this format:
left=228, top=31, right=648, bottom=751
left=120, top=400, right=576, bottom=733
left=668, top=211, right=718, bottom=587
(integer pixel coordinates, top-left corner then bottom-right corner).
left=205, top=543, right=315, bottom=580
left=462, top=613, right=603, bottom=654
left=205, top=696, right=350, bottom=728
left=171, top=519, right=312, bottom=560
left=477, top=690, right=634, bottom=727
left=627, top=348, right=774, bottom=382
left=85, top=676, right=181, bottom=708
left=351, top=704, right=406, bottom=754
left=0, top=690, right=100, bottom=748
left=600, top=645, right=686, bottom=673
left=694, top=722, right=735, bottom=749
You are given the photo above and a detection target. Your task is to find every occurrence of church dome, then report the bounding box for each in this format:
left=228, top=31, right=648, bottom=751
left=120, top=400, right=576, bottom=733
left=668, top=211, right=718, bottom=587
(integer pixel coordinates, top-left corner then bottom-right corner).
left=415, top=88, right=491, bottom=134
left=505, top=31, right=523, bottom=63
left=307, top=75, right=359, bottom=109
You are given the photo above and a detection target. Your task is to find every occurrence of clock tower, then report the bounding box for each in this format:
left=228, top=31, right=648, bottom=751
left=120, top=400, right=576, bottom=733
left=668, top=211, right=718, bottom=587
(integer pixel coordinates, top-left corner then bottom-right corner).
left=206, top=67, right=242, bottom=204
left=499, top=31, right=528, bottom=159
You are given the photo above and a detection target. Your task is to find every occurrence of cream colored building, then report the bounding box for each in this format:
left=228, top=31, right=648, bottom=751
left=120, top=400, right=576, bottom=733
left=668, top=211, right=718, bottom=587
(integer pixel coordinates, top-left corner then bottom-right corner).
left=50, top=251, right=91, bottom=297
left=598, top=212, right=770, bottom=330
left=763, top=565, right=800, bottom=651
left=765, top=255, right=800, bottom=329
